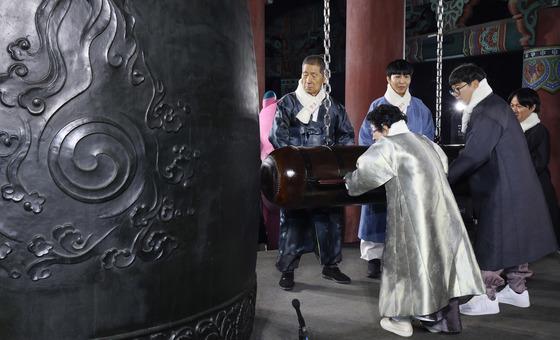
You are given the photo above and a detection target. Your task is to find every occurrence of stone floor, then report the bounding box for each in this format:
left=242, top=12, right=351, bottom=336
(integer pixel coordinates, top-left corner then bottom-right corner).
left=251, top=247, right=560, bottom=340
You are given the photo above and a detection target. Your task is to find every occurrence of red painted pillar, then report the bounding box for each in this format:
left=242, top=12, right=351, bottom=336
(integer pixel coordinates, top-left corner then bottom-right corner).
left=248, top=0, right=265, bottom=104
left=533, top=7, right=560, bottom=201
left=344, top=0, right=405, bottom=243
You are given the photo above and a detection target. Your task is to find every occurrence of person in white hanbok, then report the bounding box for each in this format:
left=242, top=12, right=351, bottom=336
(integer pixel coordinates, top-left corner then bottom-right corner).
left=344, top=104, right=484, bottom=337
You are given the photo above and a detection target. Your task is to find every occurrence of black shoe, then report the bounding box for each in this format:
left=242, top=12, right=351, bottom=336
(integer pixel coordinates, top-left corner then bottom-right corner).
left=279, top=271, right=294, bottom=290
left=322, top=265, right=351, bottom=284
left=367, top=259, right=381, bottom=279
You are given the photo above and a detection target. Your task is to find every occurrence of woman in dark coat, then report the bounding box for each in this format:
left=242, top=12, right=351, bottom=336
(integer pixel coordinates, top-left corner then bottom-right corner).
left=508, top=88, right=560, bottom=245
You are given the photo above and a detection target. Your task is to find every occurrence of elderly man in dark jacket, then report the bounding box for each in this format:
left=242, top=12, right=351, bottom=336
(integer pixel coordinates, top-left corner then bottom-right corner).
left=447, top=63, right=558, bottom=316
left=269, top=55, right=354, bottom=290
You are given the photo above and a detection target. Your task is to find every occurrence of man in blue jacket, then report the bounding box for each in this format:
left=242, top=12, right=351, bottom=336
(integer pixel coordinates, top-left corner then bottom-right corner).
left=358, top=59, right=434, bottom=278
left=270, top=55, right=354, bottom=290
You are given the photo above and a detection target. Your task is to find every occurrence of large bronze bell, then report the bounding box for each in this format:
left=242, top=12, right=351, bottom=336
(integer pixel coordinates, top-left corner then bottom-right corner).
left=0, top=1, right=259, bottom=339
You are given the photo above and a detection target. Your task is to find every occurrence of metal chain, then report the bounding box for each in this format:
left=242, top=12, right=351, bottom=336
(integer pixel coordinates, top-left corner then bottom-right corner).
left=323, top=0, right=332, bottom=145
left=435, top=0, right=444, bottom=143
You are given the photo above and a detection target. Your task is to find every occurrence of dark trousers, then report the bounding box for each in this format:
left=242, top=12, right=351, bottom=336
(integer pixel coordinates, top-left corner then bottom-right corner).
left=481, top=263, right=533, bottom=299
left=276, top=207, right=343, bottom=273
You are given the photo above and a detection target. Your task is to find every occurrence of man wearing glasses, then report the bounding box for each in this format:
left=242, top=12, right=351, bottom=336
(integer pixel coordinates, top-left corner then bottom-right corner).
left=447, top=63, right=558, bottom=316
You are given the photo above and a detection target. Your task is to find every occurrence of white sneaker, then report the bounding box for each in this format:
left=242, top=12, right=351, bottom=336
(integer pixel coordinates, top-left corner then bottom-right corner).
left=380, top=317, right=413, bottom=337
left=496, top=285, right=530, bottom=308
left=459, top=294, right=500, bottom=315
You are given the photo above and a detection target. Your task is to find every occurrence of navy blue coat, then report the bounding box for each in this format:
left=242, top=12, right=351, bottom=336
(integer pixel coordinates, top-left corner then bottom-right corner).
left=269, top=92, right=354, bottom=148
left=270, top=92, right=354, bottom=271
left=448, top=94, right=558, bottom=270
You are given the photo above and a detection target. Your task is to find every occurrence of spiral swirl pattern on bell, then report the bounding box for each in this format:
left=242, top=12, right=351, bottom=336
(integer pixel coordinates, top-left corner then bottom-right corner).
left=48, top=117, right=141, bottom=203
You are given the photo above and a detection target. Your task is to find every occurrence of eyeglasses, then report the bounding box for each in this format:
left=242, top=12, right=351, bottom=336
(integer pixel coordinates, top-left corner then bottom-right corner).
left=449, top=83, right=468, bottom=96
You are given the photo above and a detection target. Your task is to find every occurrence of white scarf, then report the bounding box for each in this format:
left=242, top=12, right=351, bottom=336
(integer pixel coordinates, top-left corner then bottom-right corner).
left=384, top=84, right=411, bottom=114
left=294, top=79, right=326, bottom=124
left=520, top=112, right=540, bottom=132
left=460, top=78, right=493, bottom=133
left=387, top=120, right=410, bottom=136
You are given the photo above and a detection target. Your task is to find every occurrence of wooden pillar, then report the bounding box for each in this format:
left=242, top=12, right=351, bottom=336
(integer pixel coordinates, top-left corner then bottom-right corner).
left=530, top=7, right=560, bottom=201
left=344, top=0, right=405, bottom=243
left=248, top=0, right=265, bottom=104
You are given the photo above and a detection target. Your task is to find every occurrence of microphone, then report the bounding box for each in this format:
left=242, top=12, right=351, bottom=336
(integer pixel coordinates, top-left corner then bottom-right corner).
left=292, top=299, right=309, bottom=340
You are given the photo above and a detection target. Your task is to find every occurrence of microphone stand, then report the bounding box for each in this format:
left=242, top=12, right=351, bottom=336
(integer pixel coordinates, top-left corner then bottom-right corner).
left=292, top=299, right=310, bottom=340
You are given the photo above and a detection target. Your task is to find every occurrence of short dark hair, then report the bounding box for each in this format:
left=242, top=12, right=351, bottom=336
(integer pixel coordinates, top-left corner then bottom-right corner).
left=508, top=88, right=541, bottom=112
left=302, top=55, right=325, bottom=74
left=386, top=59, right=414, bottom=77
left=366, top=104, right=408, bottom=130
left=448, top=63, right=486, bottom=86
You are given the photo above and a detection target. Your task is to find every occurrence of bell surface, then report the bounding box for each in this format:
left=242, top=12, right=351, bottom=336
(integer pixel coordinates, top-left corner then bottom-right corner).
left=0, top=1, right=259, bottom=339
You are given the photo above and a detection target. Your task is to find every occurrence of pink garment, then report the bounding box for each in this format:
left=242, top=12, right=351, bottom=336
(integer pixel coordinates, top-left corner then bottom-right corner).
left=259, top=97, right=277, bottom=161
left=259, top=96, right=280, bottom=249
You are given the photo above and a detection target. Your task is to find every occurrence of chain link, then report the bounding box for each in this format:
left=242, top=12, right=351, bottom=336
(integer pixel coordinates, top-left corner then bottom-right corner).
left=323, top=0, right=332, bottom=145
left=435, top=0, right=444, bottom=143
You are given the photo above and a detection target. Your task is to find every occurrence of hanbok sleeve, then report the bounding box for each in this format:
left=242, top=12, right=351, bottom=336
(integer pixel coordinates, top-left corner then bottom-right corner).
left=358, top=117, right=373, bottom=146
left=527, top=125, right=550, bottom=175
left=334, top=102, right=355, bottom=146
left=429, top=139, right=449, bottom=174
left=269, top=99, right=292, bottom=148
left=358, top=101, right=378, bottom=146
left=448, top=114, right=501, bottom=184
left=344, top=142, right=395, bottom=196
left=418, top=100, right=435, bottom=140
